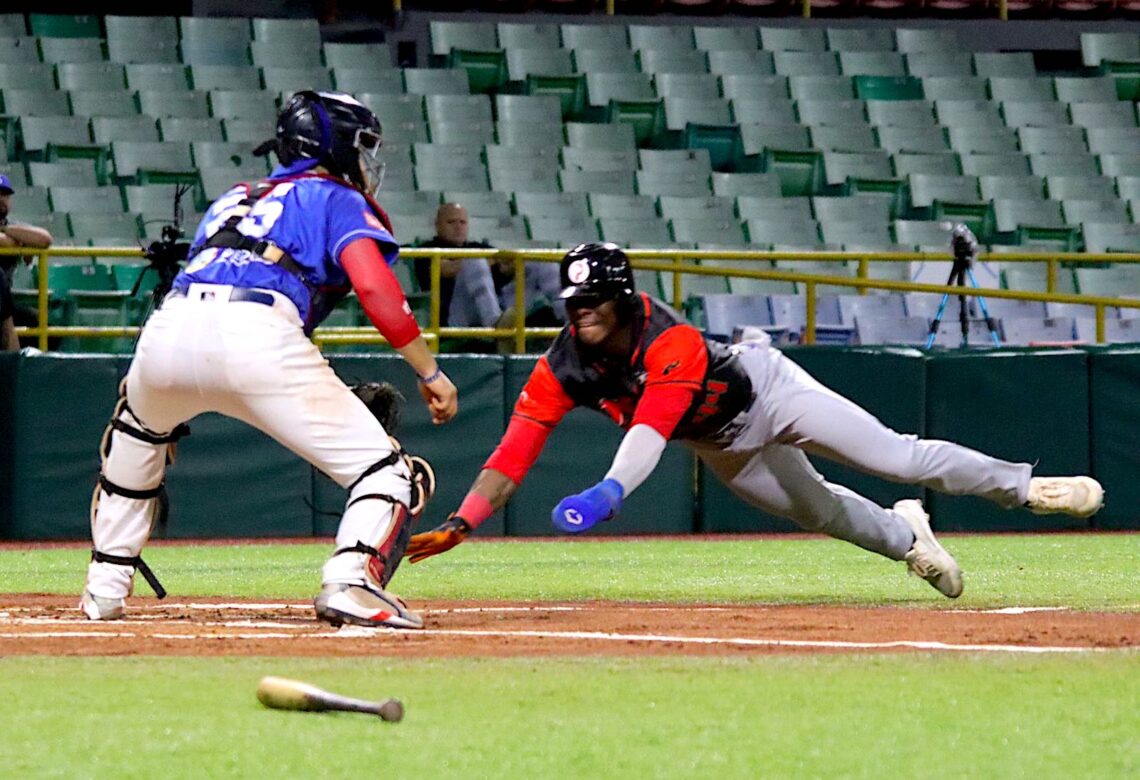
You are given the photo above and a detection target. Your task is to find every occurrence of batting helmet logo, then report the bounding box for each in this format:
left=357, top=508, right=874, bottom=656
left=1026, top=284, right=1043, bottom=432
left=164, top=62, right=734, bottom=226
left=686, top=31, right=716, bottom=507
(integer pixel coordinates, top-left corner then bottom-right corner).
left=567, top=259, right=590, bottom=284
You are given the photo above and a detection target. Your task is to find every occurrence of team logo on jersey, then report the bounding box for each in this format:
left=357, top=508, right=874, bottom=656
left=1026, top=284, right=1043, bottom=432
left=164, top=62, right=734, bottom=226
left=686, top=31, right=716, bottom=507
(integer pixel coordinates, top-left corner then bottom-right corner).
left=363, top=211, right=385, bottom=231
left=567, top=259, right=590, bottom=284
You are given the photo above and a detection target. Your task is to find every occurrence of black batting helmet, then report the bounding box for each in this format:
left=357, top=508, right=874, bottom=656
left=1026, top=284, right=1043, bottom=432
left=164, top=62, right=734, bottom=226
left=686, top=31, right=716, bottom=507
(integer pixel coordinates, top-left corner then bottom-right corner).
left=558, top=242, right=636, bottom=304
left=272, top=90, right=384, bottom=195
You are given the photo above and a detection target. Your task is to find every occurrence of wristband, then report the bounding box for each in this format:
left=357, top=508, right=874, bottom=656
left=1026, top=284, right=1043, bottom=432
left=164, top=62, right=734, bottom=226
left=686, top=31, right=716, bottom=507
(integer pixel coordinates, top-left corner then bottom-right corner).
left=417, top=367, right=443, bottom=384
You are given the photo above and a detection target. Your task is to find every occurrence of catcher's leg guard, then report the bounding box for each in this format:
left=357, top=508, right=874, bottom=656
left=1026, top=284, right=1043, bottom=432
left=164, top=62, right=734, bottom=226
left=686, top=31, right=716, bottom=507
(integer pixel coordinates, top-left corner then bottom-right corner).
left=315, top=454, right=423, bottom=629
left=389, top=436, right=436, bottom=519
left=84, top=391, right=186, bottom=611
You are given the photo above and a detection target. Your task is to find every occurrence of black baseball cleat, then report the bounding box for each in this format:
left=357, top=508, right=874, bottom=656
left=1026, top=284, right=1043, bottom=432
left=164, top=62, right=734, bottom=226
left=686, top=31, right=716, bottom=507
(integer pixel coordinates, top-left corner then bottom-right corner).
left=314, top=583, right=424, bottom=629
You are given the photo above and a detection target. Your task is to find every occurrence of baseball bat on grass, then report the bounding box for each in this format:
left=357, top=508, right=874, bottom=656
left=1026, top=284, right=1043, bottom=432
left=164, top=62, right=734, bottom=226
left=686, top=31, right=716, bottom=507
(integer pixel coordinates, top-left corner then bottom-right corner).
left=256, top=676, right=404, bottom=722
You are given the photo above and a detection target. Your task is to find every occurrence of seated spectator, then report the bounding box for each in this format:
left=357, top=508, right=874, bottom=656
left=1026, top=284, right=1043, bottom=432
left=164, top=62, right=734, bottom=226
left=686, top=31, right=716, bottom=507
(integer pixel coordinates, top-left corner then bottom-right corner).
left=0, top=174, right=54, bottom=347
left=489, top=254, right=566, bottom=328
left=1, top=267, right=16, bottom=351
left=413, top=203, right=504, bottom=330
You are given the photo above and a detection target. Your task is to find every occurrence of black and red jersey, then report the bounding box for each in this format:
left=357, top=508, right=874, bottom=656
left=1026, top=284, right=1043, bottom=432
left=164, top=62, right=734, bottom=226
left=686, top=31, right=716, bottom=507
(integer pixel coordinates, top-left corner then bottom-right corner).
left=485, top=293, right=754, bottom=483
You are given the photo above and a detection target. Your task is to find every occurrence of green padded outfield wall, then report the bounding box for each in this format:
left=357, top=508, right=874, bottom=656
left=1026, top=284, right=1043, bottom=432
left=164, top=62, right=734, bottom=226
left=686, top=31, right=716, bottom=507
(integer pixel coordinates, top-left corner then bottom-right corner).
left=1087, top=348, right=1140, bottom=530
left=311, top=354, right=507, bottom=537
left=923, top=348, right=1091, bottom=532
left=501, top=355, right=695, bottom=536
left=700, top=347, right=926, bottom=533
left=0, top=353, right=16, bottom=531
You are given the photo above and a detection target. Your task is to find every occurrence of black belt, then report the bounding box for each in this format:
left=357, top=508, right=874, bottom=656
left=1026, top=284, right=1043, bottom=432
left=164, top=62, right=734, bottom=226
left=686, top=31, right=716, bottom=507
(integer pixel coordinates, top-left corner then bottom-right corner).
left=168, top=288, right=276, bottom=307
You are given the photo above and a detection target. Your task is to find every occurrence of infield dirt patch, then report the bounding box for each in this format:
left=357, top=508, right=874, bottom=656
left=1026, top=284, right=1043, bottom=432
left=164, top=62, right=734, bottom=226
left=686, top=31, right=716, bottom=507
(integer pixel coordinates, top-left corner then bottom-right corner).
left=1, top=594, right=1136, bottom=657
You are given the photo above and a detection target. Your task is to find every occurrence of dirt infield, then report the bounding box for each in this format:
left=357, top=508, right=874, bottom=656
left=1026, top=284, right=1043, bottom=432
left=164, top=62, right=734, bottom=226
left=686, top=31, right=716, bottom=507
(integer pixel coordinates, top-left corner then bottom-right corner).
left=1, top=594, right=1136, bottom=657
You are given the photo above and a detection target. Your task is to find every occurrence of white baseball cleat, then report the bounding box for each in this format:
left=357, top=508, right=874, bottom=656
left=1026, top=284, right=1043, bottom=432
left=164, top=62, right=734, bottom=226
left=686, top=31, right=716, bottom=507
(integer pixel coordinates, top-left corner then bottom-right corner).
left=1026, top=477, right=1104, bottom=518
left=895, top=499, right=963, bottom=599
left=314, top=583, right=424, bottom=629
left=79, top=590, right=125, bottom=621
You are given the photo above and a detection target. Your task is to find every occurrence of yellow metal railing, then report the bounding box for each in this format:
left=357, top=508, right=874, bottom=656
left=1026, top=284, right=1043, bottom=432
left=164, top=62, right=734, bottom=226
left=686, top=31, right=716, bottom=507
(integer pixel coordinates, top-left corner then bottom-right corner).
left=6, top=246, right=1140, bottom=352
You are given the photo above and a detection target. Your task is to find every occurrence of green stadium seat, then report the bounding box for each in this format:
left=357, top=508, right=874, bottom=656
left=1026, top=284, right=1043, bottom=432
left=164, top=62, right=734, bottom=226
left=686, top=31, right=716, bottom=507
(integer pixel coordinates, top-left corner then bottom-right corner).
left=251, top=17, right=321, bottom=47
left=892, top=151, right=961, bottom=177
left=819, top=220, right=894, bottom=247
left=0, top=36, right=40, bottom=65
left=663, top=97, right=732, bottom=131
left=424, top=94, right=494, bottom=126
left=444, top=189, right=512, bottom=218
left=69, top=89, right=138, bottom=118
left=110, top=141, right=196, bottom=185
left=332, top=67, right=405, bottom=96
left=606, top=98, right=665, bottom=145
left=640, top=151, right=714, bottom=177
left=1087, top=127, right=1140, bottom=155
left=877, top=125, right=950, bottom=154
left=855, top=75, right=925, bottom=101
left=562, top=147, right=637, bottom=171
left=866, top=100, right=936, bottom=127
left=635, top=169, right=712, bottom=197
left=1100, top=153, right=1140, bottom=178
left=159, top=117, right=225, bottom=144
left=125, top=64, right=190, bottom=93
left=947, top=125, right=1020, bottom=154
left=979, top=174, right=1047, bottom=201
left=822, top=150, right=893, bottom=188
left=527, top=214, right=600, bottom=245
left=0, top=15, right=26, bottom=37
left=935, top=99, right=1005, bottom=129
left=496, top=120, right=565, bottom=149
left=1116, top=176, right=1140, bottom=200
left=514, top=191, right=591, bottom=220
left=993, top=198, right=1066, bottom=235
left=106, top=37, right=180, bottom=65
left=504, top=48, right=573, bottom=83
left=572, top=47, right=638, bottom=74
left=3, top=88, right=69, bottom=117
left=404, top=68, right=470, bottom=96
left=180, top=41, right=251, bottom=67
left=429, top=20, right=498, bottom=57
left=38, top=37, right=104, bottom=64
left=427, top=119, right=495, bottom=146
left=29, top=159, right=98, bottom=188
left=190, top=64, right=262, bottom=92
left=637, top=49, right=708, bottom=76
left=693, top=25, right=759, bottom=52
left=809, top=124, right=878, bottom=152
left=0, top=62, right=57, bottom=91
left=961, top=152, right=1031, bottom=177
left=720, top=74, right=788, bottom=104
left=654, top=73, right=720, bottom=100
left=1017, top=126, right=1088, bottom=155
left=587, top=192, right=657, bottom=220
left=323, top=42, right=391, bottom=71
left=598, top=216, right=672, bottom=245
left=630, top=24, right=695, bottom=53
left=560, top=22, right=628, bottom=51
left=797, top=98, right=867, bottom=126
left=138, top=90, right=211, bottom=120
left=706, top=50, right=776, bottom=78
left=826, top=27, right=895, bottom=52
left=28, top=14, right=100, bottom=38
left=467, top=215, right=529, bottom=244
left=731, top=97, right=797, bottom=125
left=1082, top=223, right=1140, bottom=253
left=1080, top=32, right=1140, bottom=68
left=524, top=73, right=586, bottom=119
left=788, top=75, right=854, bottom=102
left=1054, top=76, right=1119, bottom=104
left=261, top=66, right=334, bottom=95
left=446, top=48, right=508, bottom=94
left=904, top=53, right=974, bottom=78
left=250, top=40, right=324, bottom=70
left=988, top=76, right=1055, bottom=103
left=1075, top=264, right=1140, bottom=294
left=221, top=118, right=275, bottom=145
left=840, top=52, right=906, bottom=77
left=497, top=22, right=561, bottom=51
left=1029, top=153, right=1101, bottom=178
left=585, top=71, right=655, bottom=107
left=760, top=26, right=827, bottom=52
left=561, top=168, right=636, bottom=196
left=1061, top=198, right=1131, bottom=226
left=207, top=90, right=277, bottom=124
left=19, top=115, right=93, bottom=159
left=736, top=195, right=812, bottom=223
left=812, top=194, right=894, bottom=224
left=91, top=117, right=159, bottom=145
left=774, top=51, right=840, bottom=77
left=69, top=212, right=142, bottom=243
left=1069, top=102, right=1138, bottom=129
left=907, top=173, right=982, bottom=210
left=920, top=76, right=988, bottom=101
left=997, top=260, right=1077, bottom=295
left=747, top=217, right=822, bottom=245
left=973, top=52, right=1037, bottom=78
left=49, top=185, right=123, bottom=215
left=487, top=143, right=560, bottom=171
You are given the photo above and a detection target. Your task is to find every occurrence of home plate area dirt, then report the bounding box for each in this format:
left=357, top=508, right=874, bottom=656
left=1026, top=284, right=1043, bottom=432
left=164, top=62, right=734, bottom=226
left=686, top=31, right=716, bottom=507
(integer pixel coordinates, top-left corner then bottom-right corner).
left=1, top=595, right=1136, bottom=657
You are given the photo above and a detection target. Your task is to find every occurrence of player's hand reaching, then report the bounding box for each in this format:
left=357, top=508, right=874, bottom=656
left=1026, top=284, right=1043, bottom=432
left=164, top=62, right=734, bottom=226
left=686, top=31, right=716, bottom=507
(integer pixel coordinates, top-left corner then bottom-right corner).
left=405, top=514, right=471, bottom=563
left=417, top=369, right=458, bottom=425
left=552, top=479, right=624, bottom=534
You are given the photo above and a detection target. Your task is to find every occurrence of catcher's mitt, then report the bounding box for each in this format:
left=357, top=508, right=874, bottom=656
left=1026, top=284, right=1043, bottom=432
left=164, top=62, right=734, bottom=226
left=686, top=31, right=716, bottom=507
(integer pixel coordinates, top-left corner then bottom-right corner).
left=350, top=380, right=436, bottom=518
left=350, top=381, right=404, bottom=434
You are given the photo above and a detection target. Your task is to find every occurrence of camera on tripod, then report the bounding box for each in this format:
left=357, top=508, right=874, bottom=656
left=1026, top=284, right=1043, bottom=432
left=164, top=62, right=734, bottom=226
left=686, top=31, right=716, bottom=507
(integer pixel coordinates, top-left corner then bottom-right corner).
left=134, top=185, right=193, bottom=306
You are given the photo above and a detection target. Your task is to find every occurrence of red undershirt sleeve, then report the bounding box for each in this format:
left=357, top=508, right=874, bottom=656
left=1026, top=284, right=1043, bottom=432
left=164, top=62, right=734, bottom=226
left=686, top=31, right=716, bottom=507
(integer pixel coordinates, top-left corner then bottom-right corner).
left=340, top=237, right=421, bottom=349
left=629, top=325, right=708, bottom=439
left=484, top=356, right=576, bottom=484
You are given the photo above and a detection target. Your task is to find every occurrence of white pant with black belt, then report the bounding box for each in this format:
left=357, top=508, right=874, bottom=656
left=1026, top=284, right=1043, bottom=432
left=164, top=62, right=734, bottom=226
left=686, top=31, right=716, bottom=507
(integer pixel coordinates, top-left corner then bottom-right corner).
left=84, top=283, right=409, bottom=600
left=689, top=337, right=1033, bottom=560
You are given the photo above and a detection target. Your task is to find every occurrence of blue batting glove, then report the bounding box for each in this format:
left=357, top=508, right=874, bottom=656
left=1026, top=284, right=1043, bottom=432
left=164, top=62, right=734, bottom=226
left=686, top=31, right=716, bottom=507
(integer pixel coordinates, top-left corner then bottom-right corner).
left=552, top=479, right=624, bottom=534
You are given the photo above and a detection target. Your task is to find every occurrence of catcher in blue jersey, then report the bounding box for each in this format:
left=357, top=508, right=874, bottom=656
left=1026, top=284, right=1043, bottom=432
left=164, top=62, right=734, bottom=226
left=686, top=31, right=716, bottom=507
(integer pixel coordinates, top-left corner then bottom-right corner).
left=81, top=91, right=457, bottom=629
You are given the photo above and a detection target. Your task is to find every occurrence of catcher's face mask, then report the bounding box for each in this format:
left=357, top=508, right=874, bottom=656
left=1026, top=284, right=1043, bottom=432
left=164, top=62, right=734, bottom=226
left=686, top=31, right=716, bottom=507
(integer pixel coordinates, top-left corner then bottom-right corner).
left=354, top=127, right=385, bottom=197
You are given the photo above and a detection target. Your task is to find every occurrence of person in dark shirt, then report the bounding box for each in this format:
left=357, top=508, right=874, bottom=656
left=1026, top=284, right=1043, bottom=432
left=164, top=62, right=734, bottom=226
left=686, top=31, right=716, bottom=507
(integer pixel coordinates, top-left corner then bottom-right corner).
left=404, top=242, right=1105, bottom=600
left=0, top=269, right=17, bottom=351
left=413, top=203, right=502, bottom=328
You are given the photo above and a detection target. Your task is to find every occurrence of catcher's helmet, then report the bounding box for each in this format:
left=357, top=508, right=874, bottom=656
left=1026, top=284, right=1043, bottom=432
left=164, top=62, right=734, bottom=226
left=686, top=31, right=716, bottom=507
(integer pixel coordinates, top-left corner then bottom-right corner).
left=558, top=242, right=636, bottom=304
left=274, top=90, right=384, bottom=195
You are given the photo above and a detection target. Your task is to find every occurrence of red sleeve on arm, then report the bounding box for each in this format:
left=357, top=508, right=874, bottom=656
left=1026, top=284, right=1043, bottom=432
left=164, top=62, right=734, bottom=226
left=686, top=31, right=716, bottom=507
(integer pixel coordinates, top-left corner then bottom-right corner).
left=630, top=325, right=708, bottom=439
left=484, top=356, right=576, bottom=484
left=340, top=237, right=421, bottom=349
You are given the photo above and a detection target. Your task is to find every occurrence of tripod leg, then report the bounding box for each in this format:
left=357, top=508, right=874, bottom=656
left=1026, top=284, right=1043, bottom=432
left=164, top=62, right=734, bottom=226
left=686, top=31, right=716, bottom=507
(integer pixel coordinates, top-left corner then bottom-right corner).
left=966, top=268, right=1003, bottom=346
left=924, top=291, right=953, bottom=348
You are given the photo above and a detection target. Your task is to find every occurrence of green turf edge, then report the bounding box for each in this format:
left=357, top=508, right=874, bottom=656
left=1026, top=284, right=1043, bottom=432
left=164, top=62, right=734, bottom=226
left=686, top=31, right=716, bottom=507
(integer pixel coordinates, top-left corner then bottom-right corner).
left=3, top=535, right=1138, bottom=609
left=0, top=654, right=1136, bottom=780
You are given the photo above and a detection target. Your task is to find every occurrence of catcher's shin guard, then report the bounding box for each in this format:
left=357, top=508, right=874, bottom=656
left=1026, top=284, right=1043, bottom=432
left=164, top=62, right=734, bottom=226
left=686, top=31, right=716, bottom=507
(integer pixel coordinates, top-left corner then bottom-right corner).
left=322, top=453, right=415, bottom=590
left=389, top=437, right=436, bottom=519
left=86, top=390, right=187, bottom=601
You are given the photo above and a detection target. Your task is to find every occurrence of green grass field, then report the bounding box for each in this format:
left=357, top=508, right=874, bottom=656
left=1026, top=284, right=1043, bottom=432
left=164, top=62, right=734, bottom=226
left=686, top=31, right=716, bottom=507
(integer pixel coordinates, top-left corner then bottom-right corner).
left=1, top=535, right=1137, bottom=779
